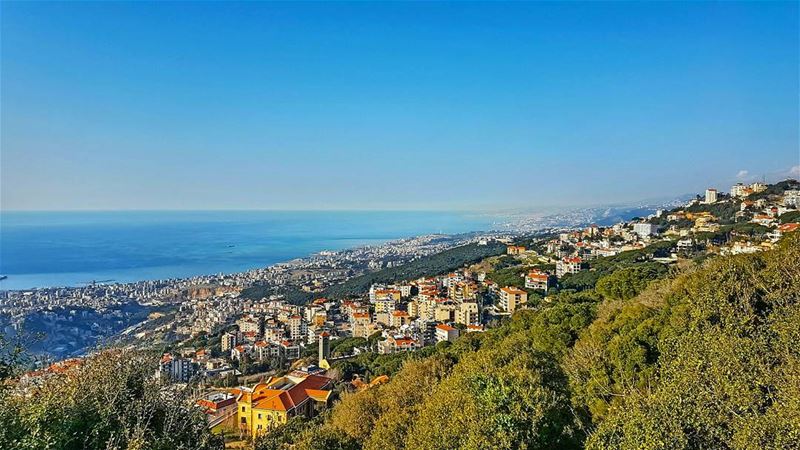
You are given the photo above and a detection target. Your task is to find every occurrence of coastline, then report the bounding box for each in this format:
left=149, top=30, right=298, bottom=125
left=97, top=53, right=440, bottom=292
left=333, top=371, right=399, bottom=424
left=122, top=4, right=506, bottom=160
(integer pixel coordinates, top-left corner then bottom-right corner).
left=0, top=231, right=498, bottom=293
left=0, top=210, right=498, bottom=291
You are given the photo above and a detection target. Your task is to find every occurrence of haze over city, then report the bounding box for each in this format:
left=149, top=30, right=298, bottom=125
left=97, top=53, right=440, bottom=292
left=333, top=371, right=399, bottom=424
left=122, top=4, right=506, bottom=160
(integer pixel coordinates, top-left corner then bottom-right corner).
left=2, top=1, right=797, bottom=211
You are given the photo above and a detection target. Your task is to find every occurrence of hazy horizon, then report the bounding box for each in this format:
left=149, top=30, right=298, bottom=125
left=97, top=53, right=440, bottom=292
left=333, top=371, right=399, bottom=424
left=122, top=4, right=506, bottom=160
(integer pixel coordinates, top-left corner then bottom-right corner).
left=2, top=1, right=798, bottom=211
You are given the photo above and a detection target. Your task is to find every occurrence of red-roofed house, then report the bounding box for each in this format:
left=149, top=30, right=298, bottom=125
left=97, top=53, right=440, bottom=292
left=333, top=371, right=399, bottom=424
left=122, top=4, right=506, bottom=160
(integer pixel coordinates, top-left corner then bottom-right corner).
left=556, top=257, right=582, bottom=278
left=236, top=374, right=332, bottom=436
left=435, top=323, right=460, bottom=343
left=524, top=270, right=552, bottom=291
left=378, top=336, right=420, bottom=354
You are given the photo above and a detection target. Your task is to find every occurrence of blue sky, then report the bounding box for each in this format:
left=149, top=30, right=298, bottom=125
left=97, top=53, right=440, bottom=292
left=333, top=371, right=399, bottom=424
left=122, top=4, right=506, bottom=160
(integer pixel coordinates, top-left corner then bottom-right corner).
left=1, top=1, right=798, bottom=211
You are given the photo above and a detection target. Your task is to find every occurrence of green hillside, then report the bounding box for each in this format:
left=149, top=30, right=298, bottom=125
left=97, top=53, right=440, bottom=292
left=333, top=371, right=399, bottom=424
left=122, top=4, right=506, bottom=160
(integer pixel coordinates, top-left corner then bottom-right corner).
left=265, top=233, right=800, bottom=450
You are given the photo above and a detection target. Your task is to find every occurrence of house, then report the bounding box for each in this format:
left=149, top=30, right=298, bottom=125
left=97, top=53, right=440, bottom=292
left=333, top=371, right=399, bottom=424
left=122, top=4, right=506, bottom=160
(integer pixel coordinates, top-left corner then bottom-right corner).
left=752, top=214, right=775, bottom=226
left=556, top=257, right=582, bottom=278
left=524, top=270, right=551, bottom=291
left=235, top=374, right=332, bottom=436
left=435, top=323, right=460, bottom=343
left=506, top=245, right=526, bottom=255
left=499, top=287, right=527, bottom=313
left=377, top=336, right=420, bottom=354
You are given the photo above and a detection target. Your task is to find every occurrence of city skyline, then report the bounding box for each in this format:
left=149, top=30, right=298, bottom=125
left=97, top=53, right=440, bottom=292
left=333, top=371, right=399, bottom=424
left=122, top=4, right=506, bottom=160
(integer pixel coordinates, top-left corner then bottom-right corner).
left=2, top=1, right=798, bottom=211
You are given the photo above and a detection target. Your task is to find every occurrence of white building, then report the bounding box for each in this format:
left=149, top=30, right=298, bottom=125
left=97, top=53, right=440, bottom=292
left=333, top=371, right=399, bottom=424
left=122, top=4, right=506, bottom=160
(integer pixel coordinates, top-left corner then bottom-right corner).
left=435, top=324, right=460, bottom=343
left=705, top=188, right=718, bottom=204
left=632, top=222, right=659, bottom=238
left=556, top=257, right=582, bottom=278
left=524, top=270, right=551, bottom=291
left=221, top=332, right=237, bottom=352
left=783, top=190, right=800, bottom=208
left=287, top=315, right=305, bottom=340
left=731, top=183, right=748, bottom=198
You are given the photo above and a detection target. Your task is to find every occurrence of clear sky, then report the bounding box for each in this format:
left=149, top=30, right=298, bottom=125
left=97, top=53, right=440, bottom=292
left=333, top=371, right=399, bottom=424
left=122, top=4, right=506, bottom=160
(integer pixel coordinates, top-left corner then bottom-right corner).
left=1, top=1, right=798, bottom=211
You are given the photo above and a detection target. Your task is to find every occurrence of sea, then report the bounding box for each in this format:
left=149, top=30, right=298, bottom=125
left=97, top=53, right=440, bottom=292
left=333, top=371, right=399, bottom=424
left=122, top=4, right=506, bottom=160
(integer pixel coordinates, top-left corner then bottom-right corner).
left=0, top=210, right=495, bottom=291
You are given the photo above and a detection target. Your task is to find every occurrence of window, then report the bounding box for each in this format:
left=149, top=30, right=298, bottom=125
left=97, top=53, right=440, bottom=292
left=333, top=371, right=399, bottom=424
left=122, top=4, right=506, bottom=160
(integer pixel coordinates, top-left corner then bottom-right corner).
left=241, top=418, right=246, bottom=424
left=258, top=413, right=262, bottom=419
left=241, top=406, right=245, bottom=412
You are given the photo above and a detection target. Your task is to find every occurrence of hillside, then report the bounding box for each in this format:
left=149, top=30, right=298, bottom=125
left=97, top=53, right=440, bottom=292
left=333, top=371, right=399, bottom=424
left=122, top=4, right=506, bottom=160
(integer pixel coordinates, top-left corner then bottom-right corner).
left=261, top=232, right=800, bottom=450
left=323, top=242, right=507, bottom=298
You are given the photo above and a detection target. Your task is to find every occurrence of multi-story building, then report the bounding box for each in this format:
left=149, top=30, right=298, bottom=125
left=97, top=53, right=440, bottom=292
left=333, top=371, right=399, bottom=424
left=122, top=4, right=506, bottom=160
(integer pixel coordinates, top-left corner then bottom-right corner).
left=389, top=310, right=410, bottom=328
left=454, top=302, right=479, bottom=325
left=157, top=354, right=197, bottom=383
left=632, top=223, right=659, bottom=238
left=448, top=281, right=476, bottom=302
left=556, top=257, right=582, bottom=278
left=237, top=317, right=260, bottom=334
left=784, top=190, right=800, bottom=208
left=524, top=270, right=551, bottom=291
left=498, top=287, right=527, bottom=313
left=374, top=298, right=395, bottom=315
left=705, top=188, right=718, bottom=204
left=435, top=323, right=460, bottom=343
left=370, top=287, right=402, bottom=303
left=254, top=341, right=279, bottom=361
left=351, top=312, right=373, bottom=338
left=221, top=332, right=237, bottom=352
left=280, top=341, right=301, bottom=361
left=433, top=303, right=456, bottom=322
left=287, top=315, right=305, bottom=341
left=731, top=183, right=748, bottom=198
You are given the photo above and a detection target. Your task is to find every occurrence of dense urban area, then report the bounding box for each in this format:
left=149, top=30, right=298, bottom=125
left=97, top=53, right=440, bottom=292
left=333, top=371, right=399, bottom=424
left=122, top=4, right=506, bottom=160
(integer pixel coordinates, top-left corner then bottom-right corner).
left=1, top=179, right=799, bottom=449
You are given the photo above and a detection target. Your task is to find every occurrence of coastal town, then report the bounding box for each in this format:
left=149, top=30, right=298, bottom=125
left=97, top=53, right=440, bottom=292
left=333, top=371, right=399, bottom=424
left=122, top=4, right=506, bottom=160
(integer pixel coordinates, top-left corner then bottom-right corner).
left=4, top=178, right=800, bottom=443
left=0, top=233, right=505, bottom=358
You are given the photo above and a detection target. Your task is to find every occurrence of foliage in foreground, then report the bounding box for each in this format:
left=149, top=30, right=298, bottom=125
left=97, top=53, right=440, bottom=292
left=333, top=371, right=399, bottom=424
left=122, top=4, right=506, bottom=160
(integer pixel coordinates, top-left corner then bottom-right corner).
left=0, top=349, right=222, bottom=450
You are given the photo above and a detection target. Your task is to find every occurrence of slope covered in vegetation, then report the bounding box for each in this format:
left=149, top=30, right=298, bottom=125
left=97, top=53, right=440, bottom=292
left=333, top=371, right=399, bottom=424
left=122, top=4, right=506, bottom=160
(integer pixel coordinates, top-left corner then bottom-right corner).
left=324, top=242, right=506, bottom=298
left=268, top=233, right=800, bottom=450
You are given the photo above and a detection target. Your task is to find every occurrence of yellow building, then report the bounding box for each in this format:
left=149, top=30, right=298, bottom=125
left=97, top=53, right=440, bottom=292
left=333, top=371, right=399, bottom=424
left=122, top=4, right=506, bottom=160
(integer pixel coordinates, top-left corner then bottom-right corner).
left=507, top=245, right=526, bottom=255
left=499, top=287, right=528, bottom=313
left=235, top=374, right=332, bottom=437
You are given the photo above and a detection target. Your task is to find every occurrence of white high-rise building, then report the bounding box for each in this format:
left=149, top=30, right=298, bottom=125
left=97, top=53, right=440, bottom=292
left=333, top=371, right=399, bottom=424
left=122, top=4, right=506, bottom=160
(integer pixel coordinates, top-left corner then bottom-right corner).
left=705, top=188, right=718, bottom=204
left=731, top=183, right=748, bottom=198
left=633, top=223, right=659, bottom=238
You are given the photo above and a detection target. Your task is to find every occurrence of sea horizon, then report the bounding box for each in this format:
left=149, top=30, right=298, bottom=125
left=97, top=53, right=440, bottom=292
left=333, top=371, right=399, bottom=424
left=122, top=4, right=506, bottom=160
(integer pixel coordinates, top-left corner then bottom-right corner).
left=0, top=210, right=496, bottom=291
